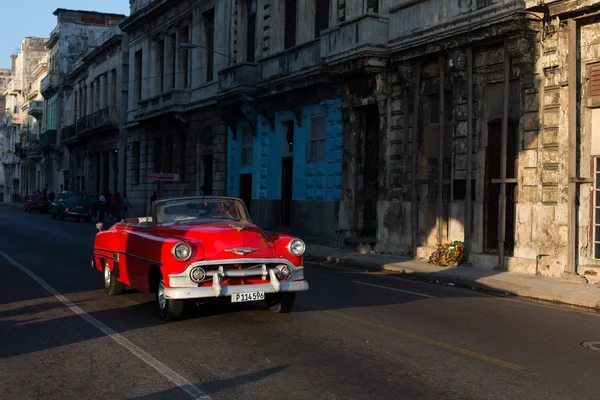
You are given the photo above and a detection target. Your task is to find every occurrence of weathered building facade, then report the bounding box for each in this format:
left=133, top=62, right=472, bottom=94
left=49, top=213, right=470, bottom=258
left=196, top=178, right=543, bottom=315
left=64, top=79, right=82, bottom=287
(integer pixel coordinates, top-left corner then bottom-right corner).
left=523, top=0, right=600, bottom=280
left=41, top=8, right=125, bottom=194
left=19, top=52, right=49, bottom=196
left=221, top=0, right=343, bottom=245
left=330, top=0, right=600, bottom=280
left=0, top=67, right=13, bottom=198
left=65, top=20, right=128, bottom=198
left=0, top=38, right=48, bottom=200
left=120, top=0, right=234, bottom=215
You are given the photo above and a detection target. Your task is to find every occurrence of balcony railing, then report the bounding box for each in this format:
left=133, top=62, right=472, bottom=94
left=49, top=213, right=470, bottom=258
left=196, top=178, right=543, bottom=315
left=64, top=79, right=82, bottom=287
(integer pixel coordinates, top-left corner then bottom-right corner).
left=1, top=152, right=19, bottom=165
left=40, top=72, right=60, bottom=95
left=134, top=89, right=190, bottom=121
left=9, top=114, right=25, bottom=126
left=61, top=124, right=76, bottom=142
left=28, top=101, right=44, bottom=118
left=259, top=39, right=324, bottom=84
left=40, top=129, right=57, bottom=150
left=75, top=107, right=119, bottom=133
left=218, top=63, right=259, bottom=94
left=389, top=0, right=521, bottom=46
left=130, top=0, right=160, bottom=14
left=321, top=15, right=389, bottom=65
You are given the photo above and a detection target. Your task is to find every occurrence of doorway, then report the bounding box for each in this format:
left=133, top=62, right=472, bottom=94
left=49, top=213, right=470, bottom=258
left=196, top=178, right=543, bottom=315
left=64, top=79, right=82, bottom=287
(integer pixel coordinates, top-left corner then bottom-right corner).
left=484, top=120, right=518, bottom=255
left=203, top=154, right=213, bottom=195
left=281, top=157, right=293, bottom=227
left=239, top=173, right=252, bottom=215
left=362, top=105, right=380, bottom=237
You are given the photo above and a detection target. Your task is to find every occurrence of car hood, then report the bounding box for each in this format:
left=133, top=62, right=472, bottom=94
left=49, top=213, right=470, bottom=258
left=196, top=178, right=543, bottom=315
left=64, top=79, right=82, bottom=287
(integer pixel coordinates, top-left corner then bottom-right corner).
left=154, top=220, right=277, bottom=259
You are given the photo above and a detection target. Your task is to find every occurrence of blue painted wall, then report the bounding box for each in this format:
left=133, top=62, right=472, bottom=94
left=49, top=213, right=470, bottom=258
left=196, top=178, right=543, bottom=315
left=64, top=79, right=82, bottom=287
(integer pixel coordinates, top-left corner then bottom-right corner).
left=227, top=99, right=343, bottom=202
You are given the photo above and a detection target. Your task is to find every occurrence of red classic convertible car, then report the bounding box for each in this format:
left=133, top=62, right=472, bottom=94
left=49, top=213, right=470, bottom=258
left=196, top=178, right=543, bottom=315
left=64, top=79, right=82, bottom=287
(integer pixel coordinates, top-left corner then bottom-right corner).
left=92, top=196, right=309, bottom=320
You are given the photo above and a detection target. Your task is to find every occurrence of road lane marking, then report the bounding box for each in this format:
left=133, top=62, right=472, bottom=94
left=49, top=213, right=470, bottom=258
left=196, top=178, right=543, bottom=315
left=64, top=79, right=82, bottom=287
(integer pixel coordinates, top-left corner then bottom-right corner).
left=302, top=304, right=526, bottom=371
left=0, top=250, right=211, bottom=400
left=353, top=281, right=436, bottom=298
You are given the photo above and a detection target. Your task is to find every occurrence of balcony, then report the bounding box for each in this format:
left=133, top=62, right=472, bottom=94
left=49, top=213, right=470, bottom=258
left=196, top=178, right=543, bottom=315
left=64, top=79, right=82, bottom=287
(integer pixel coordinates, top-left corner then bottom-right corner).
left=217, top=63, right=259, bottom=105
left=40, top=72, right=61, bottom=96
left=6, top=79, right=23, bottom=94
left=388, top=0, right=522, bottom=51
left=258, top=39, right=325, bottom=90
left=1, top=152, right=18, bottom=165
left=39, top=129, right=57, bottom=151
left=28, top=101, right=44, bottom=119
left=130, top=0, right=160, bottom=14
left=134, top=89, right=191, bottom=122
left=9, top=114, right=25, bottom=126
left=61, top=124, right=76, bottom=144
left=75, top=107, right=119, bottom=135
left=321, top=15, right=389, bottom=72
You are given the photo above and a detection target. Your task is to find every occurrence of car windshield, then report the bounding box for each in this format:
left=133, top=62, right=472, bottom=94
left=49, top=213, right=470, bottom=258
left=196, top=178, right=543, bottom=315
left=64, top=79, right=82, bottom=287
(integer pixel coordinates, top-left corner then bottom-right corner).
left=155, top=198, right=251, bottom=225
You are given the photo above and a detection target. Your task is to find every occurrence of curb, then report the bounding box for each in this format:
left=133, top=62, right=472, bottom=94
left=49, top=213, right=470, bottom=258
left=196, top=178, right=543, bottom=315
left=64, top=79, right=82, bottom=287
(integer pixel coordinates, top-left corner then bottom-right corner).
left=304, top=254, right=600, bottom=312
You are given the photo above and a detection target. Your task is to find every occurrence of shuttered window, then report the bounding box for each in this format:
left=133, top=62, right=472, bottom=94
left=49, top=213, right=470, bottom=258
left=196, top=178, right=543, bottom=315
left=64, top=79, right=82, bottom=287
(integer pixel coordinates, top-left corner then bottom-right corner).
left=589, top=63, right=600, bottom=97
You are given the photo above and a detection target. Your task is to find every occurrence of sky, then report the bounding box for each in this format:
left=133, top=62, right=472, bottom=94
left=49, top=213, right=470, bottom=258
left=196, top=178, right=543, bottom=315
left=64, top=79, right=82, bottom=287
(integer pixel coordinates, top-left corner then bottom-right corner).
left=0, top=0, right=130, bottom=70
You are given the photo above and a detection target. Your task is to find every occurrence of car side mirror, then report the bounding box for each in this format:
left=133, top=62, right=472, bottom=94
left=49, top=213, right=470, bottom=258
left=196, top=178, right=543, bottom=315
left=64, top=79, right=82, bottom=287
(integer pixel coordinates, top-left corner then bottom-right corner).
left=96, top=222, right=104, bottom=232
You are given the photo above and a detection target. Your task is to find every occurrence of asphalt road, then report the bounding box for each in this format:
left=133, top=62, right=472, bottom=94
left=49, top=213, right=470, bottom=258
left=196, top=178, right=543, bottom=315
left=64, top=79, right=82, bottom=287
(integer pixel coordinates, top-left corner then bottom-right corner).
left=1, top=205, right=600, bottom=400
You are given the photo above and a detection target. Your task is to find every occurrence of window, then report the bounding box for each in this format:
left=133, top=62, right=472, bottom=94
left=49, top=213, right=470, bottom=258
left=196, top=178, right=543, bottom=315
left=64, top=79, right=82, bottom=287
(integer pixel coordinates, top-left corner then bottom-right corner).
left=180, top=26, right=190, bottom=88
left=157, top=38, right=165, bottom=93
left=314, top=0, right=330, bottom=38
left=247, top=0, right=257, bottom=62
left=168, top=33, right=177, bottom=90
left=134, top=50, right=143, bottom=102
left=365, top=0, right=379, bottom=13
left=588, top=63, right=600, bottom=98
left=241, top=129, right=253, bottom=166
left=594, top=158, right=600, bottom=259
left=284, top=0, right=297, bottom=50
left=204, top=9, right=215, bottom=82
left=132, top=141, right=141, bottom=184
left=309, top=115, right=327, bottom=163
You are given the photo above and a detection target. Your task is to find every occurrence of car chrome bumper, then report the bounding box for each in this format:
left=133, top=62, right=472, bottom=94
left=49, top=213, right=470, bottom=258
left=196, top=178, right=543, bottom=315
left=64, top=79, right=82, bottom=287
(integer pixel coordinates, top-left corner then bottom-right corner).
left=166, top=258, right=308, bottom=300
left=163, top=280, right=309, bottom=300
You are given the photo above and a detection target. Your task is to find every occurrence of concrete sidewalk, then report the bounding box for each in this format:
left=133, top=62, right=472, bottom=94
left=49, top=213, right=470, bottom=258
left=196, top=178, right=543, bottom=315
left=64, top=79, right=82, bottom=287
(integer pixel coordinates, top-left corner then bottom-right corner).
left=304, top=244, right=600, bottom=311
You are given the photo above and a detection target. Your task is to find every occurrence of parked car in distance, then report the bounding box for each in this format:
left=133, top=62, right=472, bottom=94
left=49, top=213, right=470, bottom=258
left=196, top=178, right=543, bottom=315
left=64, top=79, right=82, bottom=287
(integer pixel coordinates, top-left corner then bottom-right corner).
left=50, top=190, right=93, bottom=222
left=24, top=194, right=51, bottom=213
left=92, top=196, right=309, bottom=321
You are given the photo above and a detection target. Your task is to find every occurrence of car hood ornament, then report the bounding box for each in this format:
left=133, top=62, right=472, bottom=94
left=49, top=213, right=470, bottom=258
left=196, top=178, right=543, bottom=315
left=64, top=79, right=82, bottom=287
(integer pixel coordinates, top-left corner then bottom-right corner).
left=224, top=247, right=260, bottom=256
left=228, top=223, right=243, bottom=231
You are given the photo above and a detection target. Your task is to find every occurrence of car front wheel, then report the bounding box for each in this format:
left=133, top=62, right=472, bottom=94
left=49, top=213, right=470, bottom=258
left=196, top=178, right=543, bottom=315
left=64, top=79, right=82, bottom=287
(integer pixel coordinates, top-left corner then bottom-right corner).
left=265, top=292, right=296, bottom=313
left=103, top=261, right=125, bottom=296
left=156, top=276, right=185, bottom=321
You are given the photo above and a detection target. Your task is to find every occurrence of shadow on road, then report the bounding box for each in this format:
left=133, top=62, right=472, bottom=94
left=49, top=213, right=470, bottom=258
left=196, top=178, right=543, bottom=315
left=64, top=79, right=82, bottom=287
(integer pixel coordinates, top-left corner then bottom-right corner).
left=127, top=364, right=290, bottom=399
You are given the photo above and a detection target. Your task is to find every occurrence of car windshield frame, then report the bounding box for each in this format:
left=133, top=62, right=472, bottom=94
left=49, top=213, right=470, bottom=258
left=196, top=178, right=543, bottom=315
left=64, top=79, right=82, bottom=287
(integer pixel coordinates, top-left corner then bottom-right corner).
left=153, top=197, right=252, bottom=226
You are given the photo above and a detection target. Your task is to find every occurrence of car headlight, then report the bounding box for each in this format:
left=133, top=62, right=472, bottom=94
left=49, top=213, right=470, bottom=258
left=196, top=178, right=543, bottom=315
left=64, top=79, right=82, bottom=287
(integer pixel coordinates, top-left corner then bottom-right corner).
left=288, top=238, right=306, bottom=256
left=172, top=242, right=192, bottom=261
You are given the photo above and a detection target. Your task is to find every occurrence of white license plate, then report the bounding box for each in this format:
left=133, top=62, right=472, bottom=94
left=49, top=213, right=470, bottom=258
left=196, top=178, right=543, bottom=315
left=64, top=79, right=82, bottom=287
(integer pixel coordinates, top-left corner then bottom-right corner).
left=231, top=291, right=265, bottom=303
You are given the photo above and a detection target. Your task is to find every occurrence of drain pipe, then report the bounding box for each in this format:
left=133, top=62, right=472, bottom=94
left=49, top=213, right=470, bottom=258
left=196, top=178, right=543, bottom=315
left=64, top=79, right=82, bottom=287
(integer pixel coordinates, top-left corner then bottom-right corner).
left=566, top=18, right=577, bottom=275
